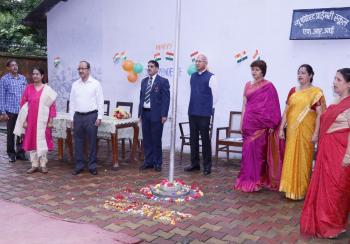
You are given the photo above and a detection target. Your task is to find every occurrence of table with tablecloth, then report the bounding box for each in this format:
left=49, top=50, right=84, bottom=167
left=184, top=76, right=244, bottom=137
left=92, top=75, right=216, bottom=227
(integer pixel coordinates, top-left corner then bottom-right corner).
left=52, top=112, right=141, bottom=168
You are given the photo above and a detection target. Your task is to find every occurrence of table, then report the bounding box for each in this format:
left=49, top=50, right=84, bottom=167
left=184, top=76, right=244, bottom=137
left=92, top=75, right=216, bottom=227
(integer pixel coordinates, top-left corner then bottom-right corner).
left=53, top=112, right=140, bottom=168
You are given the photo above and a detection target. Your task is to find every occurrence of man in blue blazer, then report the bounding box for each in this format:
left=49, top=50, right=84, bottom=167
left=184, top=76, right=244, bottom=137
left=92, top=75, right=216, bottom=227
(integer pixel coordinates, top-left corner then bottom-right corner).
left=138, top=60, right=170, bottom=172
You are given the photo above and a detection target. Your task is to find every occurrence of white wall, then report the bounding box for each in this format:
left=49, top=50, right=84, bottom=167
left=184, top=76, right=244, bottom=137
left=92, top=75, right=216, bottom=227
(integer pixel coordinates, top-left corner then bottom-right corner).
left=47, top=0, right=350, bottom=151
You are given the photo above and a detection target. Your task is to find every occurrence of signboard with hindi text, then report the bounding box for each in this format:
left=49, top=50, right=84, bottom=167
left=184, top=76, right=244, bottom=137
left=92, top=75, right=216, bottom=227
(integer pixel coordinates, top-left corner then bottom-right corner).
left=290, top=7, right=350, bottom=40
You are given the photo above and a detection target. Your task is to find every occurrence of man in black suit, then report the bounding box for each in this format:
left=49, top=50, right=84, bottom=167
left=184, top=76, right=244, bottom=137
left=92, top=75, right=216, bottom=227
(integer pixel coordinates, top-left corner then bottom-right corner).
left=138, top=60, right=170, bottom=172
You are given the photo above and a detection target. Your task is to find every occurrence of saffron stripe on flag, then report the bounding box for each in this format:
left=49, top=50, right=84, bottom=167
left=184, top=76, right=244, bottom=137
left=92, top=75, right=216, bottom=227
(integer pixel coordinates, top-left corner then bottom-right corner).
left=190, top=51, right=199, bottom=57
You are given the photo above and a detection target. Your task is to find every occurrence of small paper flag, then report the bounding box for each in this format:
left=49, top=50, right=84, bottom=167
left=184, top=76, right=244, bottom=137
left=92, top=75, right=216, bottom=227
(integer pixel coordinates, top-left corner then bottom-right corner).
left=113, top=53, right=121, bottom=63
left=154, top=52, right=161, bottom=62
left=53, top=57, right=61, bottom=67
left=252, top=49, right=260, bottom=60
left=190, top=51, right=199, bottom=62
left=235, top=51, right=248, bottom=63
left=165, top=51, right=174, bottom=61
left=121, top=51, right=127, bottom=60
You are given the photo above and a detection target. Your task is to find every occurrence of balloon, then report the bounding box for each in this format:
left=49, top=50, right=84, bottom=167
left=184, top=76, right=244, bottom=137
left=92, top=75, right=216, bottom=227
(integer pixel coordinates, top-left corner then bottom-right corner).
left=127, top=72, right=138, bottom=82
left=133, top=63, right=143, bottom=74
left=187, top=64, right=197, bottom=76
left=122, top=60, right=134, bottom=72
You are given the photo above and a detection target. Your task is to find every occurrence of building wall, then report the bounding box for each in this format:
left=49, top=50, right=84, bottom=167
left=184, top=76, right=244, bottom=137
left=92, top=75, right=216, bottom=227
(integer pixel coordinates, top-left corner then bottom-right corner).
left=47, top=0, right=350, bottom=151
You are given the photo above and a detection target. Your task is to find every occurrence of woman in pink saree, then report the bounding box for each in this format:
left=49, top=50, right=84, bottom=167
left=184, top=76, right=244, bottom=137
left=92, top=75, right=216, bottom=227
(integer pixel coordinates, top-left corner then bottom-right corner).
left=234, top=60, right=284, bottom=192
left=14, top=68, right=57, bottom=174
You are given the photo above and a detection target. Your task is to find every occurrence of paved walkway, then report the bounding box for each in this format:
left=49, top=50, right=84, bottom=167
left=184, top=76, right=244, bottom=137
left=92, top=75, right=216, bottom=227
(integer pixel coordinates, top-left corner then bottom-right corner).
left=0, top=132, right=348, bottom=243
left=0, top=199, right=139, bottom=244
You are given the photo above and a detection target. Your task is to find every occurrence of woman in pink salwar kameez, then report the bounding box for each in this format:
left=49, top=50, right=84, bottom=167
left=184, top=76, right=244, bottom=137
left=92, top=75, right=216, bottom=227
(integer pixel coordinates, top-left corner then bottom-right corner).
left=234, top=60, right=284, bottom=192
left=16, top=68, right=57, bottom=174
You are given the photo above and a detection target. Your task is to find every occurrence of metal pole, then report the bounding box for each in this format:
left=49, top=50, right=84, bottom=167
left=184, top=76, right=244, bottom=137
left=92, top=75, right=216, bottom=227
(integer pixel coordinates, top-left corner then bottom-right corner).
left=169, top=0, right=181, bottom=183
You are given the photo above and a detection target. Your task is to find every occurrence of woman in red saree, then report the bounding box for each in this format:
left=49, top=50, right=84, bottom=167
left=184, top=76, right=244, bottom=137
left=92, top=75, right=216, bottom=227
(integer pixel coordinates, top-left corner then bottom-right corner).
left=300, top=68, right=350, bottom=238
left=234, top=60, right=284, bottom=192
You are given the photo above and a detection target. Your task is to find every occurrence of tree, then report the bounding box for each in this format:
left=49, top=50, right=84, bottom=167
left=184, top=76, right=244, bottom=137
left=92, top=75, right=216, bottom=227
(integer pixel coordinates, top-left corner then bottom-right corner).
left=0, top=0, right=46, bottom=56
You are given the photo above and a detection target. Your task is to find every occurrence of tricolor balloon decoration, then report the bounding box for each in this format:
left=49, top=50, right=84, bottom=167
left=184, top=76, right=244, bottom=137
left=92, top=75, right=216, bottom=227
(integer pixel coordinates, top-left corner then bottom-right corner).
left=122, top=59, right=143, bottom=83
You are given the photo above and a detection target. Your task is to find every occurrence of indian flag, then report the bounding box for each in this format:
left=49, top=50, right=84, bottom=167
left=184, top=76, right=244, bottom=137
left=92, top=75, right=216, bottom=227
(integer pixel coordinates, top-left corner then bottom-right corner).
left=165, top=51, right=174, bottom=61
left=190, top=51, right=199, bottom=62
left=113, top=52, right=121, bottom=63
left=252, top=49, right=260, bottom=60
left=154, top=52, right=161, bottom=62
left=121, top=51, right=127, bottom=60
left=235, top=50, right=248, bottom=63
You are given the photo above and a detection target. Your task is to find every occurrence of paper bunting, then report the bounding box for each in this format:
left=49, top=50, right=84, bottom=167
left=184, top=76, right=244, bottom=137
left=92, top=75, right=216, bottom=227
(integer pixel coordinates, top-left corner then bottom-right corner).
left=165, top=51, right=174, bottom=61
left=190, top=51, right=199, bottom=62
left=235, top=50, right=248, bottom=63
left=154, top=52, right=161, bottom=62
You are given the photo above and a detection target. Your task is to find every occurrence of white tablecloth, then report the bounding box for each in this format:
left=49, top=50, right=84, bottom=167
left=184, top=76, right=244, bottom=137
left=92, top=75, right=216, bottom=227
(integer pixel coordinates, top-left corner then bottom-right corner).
left=52, top=112, right=142, bottom=139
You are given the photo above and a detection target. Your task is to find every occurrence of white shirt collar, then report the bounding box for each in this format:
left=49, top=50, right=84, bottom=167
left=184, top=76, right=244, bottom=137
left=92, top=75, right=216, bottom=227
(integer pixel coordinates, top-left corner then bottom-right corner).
left=198, top=69, right=207, bottom=75
left=79, top=75, right=94, bottom=83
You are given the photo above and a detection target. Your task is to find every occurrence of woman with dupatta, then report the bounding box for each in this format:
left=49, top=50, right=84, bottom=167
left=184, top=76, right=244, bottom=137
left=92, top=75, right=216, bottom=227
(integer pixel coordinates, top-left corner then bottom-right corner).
left=301, top=68, right=350, bottom=238
left=14, top=67, right=57, bottom=174
left=234, top=60, right=284, bottom=192
left=279, top=64, right=326, bottom=200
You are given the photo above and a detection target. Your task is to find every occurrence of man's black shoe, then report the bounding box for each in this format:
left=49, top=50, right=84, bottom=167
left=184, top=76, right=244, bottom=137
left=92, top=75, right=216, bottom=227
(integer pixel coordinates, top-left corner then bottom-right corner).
left=203, top=169, right=211, bottom=176
left=9, top=155, right=16, bottom=163
left=154, top=165, right=162, bottom=172
left=184, top=165, right=200, bottom=172
left=72, top=169, right=84, bottom=175
left=139, top=164, right=154, bottom=170
left=89, top=169, right=98, bottom=175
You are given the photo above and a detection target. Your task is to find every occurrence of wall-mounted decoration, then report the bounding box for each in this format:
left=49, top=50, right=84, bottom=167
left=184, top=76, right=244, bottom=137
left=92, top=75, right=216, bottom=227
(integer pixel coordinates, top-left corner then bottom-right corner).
left=290, top=7, right=350, bottom=40
left=190, top=51, right=199, bottom=62
left=252, top=49, right=260, bottom=61
left=234, top=51, right=248, bottom=63
left=165, top=51, right=174, bottom=61
left=154, top=52, right=161, bottom=62
left=53, top=57, right=61, bottom=67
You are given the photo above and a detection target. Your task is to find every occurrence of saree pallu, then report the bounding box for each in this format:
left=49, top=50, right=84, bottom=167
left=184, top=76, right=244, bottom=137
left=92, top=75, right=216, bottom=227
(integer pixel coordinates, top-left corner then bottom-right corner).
left=279, top=87, right=326, bottom=200
left=234, top=81, right=284, bottom=192
left=300, top=96, right=350, bottom=238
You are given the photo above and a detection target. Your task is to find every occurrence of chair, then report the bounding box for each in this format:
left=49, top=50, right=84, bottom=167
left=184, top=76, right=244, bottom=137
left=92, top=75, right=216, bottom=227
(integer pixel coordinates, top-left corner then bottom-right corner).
left=116, top=101, right=134, bottom=159
left=215, top=111, right=243, bottom=163
left=178, top=108, right=215, bottom=163
left=66, top=100, right=70, bottom=113
left=104, top=100, right=110, bottom=116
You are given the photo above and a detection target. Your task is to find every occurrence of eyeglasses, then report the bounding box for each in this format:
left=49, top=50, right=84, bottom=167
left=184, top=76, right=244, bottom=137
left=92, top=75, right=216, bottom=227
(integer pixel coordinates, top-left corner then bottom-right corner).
left=148, top=65, right=155, bottom=68
left=77, top=68, right=89, bottom=71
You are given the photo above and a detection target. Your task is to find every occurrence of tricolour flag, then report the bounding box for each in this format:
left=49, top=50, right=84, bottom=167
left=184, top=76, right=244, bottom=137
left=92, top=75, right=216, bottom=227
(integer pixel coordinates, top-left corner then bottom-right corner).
left=190, top=51, right=199, bottom=62
left=121, top=51, right=127, bottom=60
left=235, top=50, right=248, bottom=63
left=154, top=52, right=161, bottom=62
left=252, top=49, right=260, bottom=61
left=165, top=51, right=174, bottom=61
left=113, top=52, right=121, bottom=63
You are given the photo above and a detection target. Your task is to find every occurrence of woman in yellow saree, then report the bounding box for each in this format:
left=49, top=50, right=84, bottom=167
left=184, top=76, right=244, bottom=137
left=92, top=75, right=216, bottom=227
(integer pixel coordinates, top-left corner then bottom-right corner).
left=279, top=64, right=326, bottom=200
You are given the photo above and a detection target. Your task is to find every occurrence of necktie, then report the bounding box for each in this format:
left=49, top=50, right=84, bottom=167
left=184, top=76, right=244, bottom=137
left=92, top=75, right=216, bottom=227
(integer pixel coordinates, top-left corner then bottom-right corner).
left=144, top=77, right=152, bottom=104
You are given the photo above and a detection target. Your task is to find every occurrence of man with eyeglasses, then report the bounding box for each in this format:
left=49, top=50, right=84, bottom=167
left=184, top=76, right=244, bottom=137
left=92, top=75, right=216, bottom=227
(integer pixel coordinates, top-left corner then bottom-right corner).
left=0, top=60, right=27, bottom=162
left=69, top=61, right=104, bottom=176
left=184, top=54, right=218, bottom=176
left=138, top=60, right=170, bottom=172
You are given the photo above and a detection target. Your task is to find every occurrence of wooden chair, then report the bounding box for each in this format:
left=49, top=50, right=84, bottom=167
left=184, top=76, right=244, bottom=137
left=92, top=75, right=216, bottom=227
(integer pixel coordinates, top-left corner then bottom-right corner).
left=104, top=100, right=110, bottom=116
left=116, top=101, right=133, bottom=159
left=215, top=111, right=243, bottom=163
left=178, top=108, right=215, bottom=163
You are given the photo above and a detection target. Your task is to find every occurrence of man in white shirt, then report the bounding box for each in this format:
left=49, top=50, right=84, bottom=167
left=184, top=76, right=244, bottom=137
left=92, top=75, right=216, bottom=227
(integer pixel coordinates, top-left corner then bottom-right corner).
left=69, top=61, right=104, bottom=175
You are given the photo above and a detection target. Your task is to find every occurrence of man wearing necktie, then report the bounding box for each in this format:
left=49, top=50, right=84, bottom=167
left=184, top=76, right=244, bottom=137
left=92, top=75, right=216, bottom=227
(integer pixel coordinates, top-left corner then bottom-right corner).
left=138, top=60, right=170, bottom=172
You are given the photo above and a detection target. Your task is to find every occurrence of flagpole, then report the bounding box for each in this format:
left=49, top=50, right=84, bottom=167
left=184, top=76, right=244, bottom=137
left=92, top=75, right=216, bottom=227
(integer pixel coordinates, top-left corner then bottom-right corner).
left=169, top=0, right=181, bottom=183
